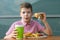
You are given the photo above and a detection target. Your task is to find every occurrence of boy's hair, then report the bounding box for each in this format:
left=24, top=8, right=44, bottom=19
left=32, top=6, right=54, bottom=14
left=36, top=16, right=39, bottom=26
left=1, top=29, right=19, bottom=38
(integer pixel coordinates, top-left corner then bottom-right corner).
left=20, top=2, right=32, bottom=12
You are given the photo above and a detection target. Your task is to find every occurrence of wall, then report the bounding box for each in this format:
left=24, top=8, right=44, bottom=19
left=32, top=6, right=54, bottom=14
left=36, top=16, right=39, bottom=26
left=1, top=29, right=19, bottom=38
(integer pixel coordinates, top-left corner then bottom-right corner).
left=0, top=0, right=60, bottom=38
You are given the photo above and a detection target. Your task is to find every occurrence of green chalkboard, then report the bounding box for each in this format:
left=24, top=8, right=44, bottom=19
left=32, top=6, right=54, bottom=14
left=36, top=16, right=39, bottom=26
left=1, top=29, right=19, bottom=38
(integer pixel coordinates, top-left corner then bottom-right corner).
left=0, top=0, right=60, bottom=38
left=32, top=0, right=60, bottom=15
left=0, top=0, right=60, bottom=16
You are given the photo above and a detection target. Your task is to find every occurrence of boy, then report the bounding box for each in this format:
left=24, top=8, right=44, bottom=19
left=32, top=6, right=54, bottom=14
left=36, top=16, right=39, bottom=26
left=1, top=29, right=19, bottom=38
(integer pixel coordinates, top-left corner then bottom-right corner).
left=4, top=2, right=52, bottom=40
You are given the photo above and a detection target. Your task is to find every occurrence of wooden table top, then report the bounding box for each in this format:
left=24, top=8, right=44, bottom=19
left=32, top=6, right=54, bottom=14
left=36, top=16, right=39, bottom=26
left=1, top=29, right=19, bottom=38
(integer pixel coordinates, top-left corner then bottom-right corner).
left=23, top=36, right=60, bottom=40
left=2, top=36, right=60, bottom=40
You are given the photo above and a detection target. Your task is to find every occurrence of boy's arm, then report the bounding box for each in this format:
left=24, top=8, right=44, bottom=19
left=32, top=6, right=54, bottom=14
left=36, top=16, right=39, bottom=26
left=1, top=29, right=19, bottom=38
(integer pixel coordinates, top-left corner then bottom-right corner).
left=34, top=12, right=52, bottom=35
left=4, top=22, right=17, bottom=40
left=42, top=21, right=52, bottom=35
left=40, top=13, right=52, bottom=35
left=4, top=29, right=17, bottom=40
left=4, top=35, right=16, bottom=40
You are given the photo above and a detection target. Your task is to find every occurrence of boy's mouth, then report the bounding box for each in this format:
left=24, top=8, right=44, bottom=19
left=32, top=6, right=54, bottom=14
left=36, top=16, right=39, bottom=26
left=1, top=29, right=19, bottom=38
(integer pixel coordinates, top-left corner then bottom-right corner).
left=25, top=18, right=29, bottom=20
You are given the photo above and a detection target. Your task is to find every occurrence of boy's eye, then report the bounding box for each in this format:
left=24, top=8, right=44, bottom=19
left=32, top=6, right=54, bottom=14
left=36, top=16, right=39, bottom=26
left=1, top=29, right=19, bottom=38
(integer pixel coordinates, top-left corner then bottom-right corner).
left=27, top=11, right=31, bottom=14
left=23, top=12, right=25, bottom=14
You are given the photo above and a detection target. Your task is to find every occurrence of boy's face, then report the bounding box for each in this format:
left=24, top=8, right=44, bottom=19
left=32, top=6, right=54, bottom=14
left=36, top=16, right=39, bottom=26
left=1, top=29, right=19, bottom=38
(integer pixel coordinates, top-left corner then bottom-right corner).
left=20, top=8, right=32, bottom=22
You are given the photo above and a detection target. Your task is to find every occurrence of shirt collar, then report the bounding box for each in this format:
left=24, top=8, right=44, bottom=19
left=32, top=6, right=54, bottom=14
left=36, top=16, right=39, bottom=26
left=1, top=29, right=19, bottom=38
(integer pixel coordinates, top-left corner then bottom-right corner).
left=21, top=19, right=32, bottom=25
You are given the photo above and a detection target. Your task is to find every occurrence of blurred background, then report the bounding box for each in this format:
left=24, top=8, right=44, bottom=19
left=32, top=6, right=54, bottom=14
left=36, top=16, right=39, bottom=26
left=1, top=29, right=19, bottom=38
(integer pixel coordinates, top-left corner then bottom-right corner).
left=0, top=0, right=60, bottom=38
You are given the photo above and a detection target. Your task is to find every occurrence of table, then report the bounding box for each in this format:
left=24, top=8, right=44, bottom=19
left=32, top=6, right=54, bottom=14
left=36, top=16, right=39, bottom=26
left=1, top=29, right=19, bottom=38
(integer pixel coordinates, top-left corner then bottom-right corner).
left=23, top=36, right=60, bottom=40
left=2, top=36, right=60, bottom=40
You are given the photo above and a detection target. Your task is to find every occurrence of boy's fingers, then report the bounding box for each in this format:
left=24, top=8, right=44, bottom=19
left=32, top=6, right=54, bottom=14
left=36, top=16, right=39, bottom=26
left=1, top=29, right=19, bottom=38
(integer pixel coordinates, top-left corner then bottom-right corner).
left=12, top=36, right=16, bottom=39
left=14, top=31, right=18, bottom=34
left=14, top=34, right=18, bottom=36
left=12, top=34, right=18, bottom=39
left=13, top=29, right=17, bottom=31
left=12, top=29, right=18, bottom=33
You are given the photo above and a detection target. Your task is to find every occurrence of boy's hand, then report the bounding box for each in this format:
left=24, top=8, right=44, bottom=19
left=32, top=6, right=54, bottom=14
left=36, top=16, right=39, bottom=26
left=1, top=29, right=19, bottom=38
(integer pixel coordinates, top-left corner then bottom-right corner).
left=4, top=29, right=17, bottom=40
left=40, top=13, right=46, bottom=22
left=10, top=29, right=18, bottom=39
left=34, top=12, right=46, bottom=22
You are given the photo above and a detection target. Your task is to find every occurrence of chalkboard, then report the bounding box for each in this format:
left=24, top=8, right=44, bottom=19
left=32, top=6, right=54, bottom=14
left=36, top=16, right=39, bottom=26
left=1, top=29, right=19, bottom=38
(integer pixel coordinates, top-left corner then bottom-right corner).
left=0, top=0, right=60, bottom=16
left=32, top=0, right=60, bottom=15
left=0, top=0, right=60, bottom=38
left=0, top=0, right=39, bottom=16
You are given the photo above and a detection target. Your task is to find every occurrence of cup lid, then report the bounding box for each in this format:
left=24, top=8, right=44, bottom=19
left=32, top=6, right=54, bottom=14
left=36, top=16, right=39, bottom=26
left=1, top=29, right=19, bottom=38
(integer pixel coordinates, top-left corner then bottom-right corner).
left=15, top=25, right=24, bottom=27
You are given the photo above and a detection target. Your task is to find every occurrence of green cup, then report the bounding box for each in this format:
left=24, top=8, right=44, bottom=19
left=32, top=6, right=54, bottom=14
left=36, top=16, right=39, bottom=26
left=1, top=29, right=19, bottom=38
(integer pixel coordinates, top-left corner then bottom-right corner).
left=15, top=25, right=24, bottom=39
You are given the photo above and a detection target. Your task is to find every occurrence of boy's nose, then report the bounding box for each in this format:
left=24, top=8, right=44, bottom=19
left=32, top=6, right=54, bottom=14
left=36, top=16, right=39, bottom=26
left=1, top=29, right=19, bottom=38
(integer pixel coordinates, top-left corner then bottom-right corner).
left=25, top=13, right=28, bottom=16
